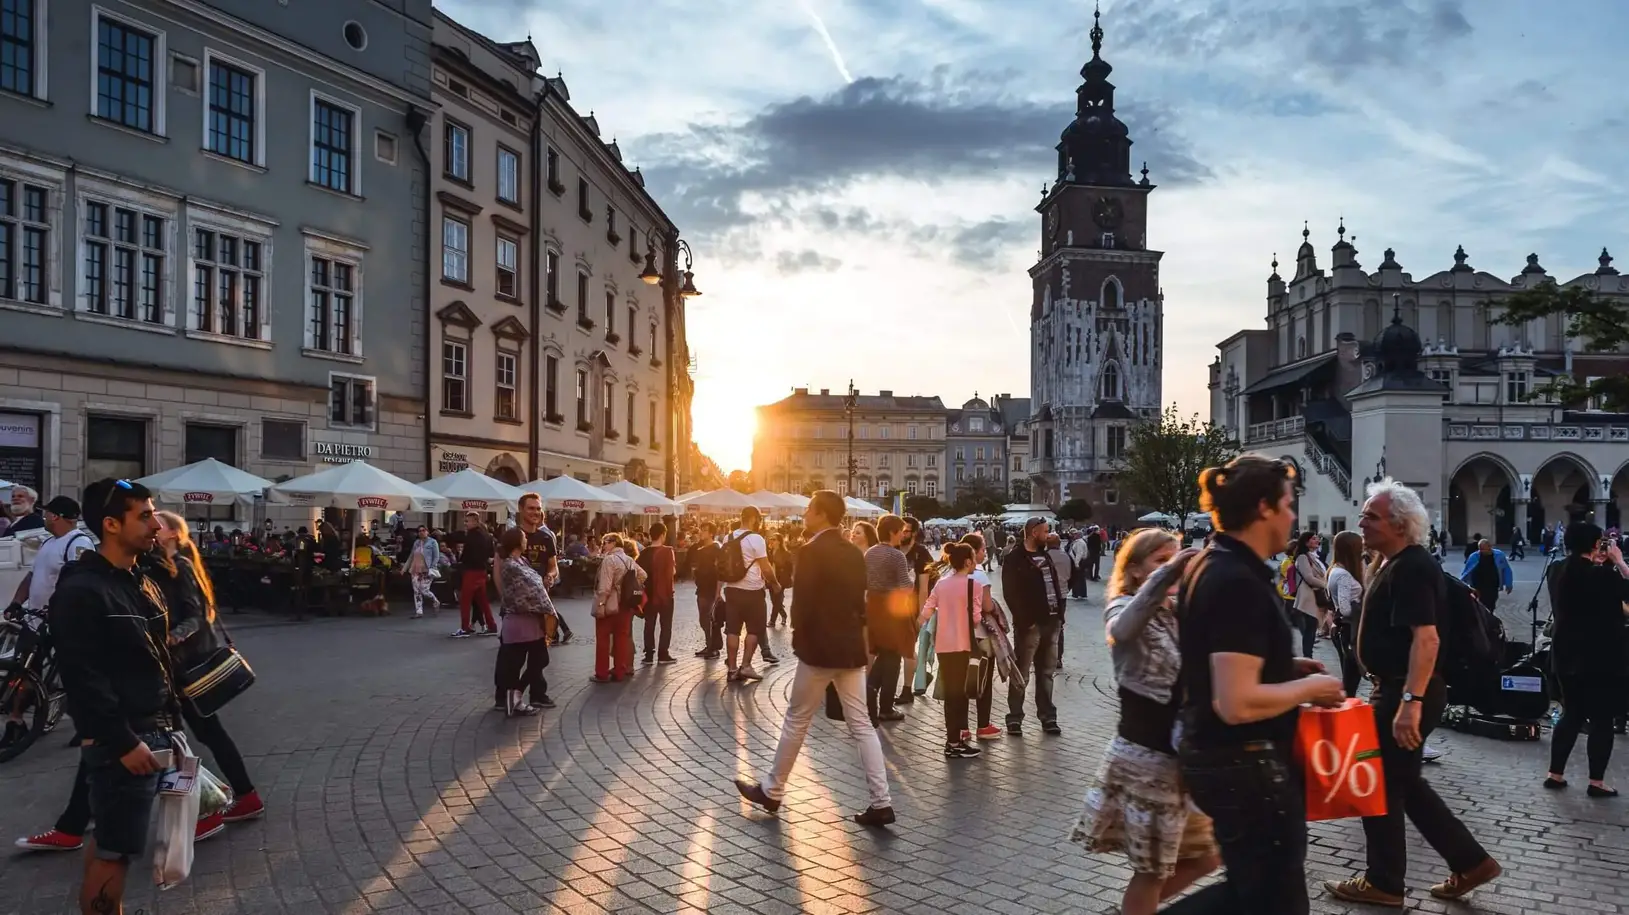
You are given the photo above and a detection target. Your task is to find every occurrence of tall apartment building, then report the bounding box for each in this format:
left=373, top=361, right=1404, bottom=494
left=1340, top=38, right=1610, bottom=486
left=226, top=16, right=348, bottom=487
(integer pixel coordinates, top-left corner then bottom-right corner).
left=752, top=388, right=946, bottom=501
left=0, top=0, right=432, bottom=516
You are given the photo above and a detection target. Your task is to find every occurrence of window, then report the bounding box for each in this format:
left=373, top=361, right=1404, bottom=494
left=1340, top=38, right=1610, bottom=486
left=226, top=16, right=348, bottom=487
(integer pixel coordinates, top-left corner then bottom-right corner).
left=606, top=206, right=618, bottom=241
left=975, top=446, right=984, bottom=460
left=443, top=121, right=469, bottom=182
left=1428, top=368, right=1453, bottom=403
left=495, top=352, right=517, bottom=421
left=87, top=416, right=147, bottom=481
left=311, top=95, right=357, bottom=194
left=605, top=291, right=615, bottom=332
left=906, top=454, right=917, bottom=468
left=648, top=400, right=657, bottom=446
left=185, top=423, right=238, bottom=521
left=602, top=378, right=614, bottom=431
left=329, top=374, right=373, bottom=428
left=970, top=417, right=983, bottom=432
left=1104, top=489, right=1119, bottom=505
left=497, top=147, right=519, bottom=203
left=625, top=390, right=635, bottom=439
left=1505, top=371, right=1529, bottom=403
left=907, top=479, right=918, bottom=496
left=954, top=446, right=964, bottom=461
left=955, top=466, right=964, bottom=483
left=191, top=227, right=264, bottom=339
left=577, top=177, right=591, bottom=220
left=95, top=14, right=161, bottom=133
left=374, top=130, right=397, bottom=164
left=627, top=308, right=636, bottom=348
left=976, top=465, right=986, bottom=479
left=440, top=340, right=468, bottom=413
left=261, top=418, right=305, bottom=461
left=205, top=55, right=259, bottom=164
left=909, top=425, right=918, bottom=440
left=574, top=368, right=588, bottom=426
left=1102, top=361, right=1121, bottom=400
left=544, top=354, right=560, bottom=421
left=927, top=454, right=937, bottom=468
left=649, top=322, right=658, bottom=357
left=494, top=237, right=517, bottom=297
left=1101, top=232, right=1116, bottom=248
left=878, top=455, right=890, bottom=469
left=544, top=250, right=559, bottom=305
left=1, top=0, right=36, bottom=97
left=0, top=178, right=48, bottom=305
left=926, top=478, right=937, bottom=498
left=576, top=270, right=588, bottom=321
left=83, top=201, right=166, bottom=323
left=545, top=146, right=561, bottom=192
left=308, top=255, right=356, bottom=354
left=813, top=453, right=824, bottom=468
left=1106, top=425, right=1126, bottom=461
left=440, top=216, right=468, bottom=283
left=880, top=425, right=890, bottom=439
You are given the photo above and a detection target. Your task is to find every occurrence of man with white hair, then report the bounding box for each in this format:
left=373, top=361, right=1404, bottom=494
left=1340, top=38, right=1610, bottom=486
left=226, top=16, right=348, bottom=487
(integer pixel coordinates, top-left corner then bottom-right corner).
left=1324, top=479, right=1501, bottom=907
left=7, top=485, right=44, bottom=535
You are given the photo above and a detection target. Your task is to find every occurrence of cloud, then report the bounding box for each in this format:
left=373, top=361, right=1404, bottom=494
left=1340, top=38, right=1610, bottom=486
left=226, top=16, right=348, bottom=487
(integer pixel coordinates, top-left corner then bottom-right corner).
left=632, top=68, right=1208, bottom=234
left=775, top=249, right=845, bottom=274
left=943, top=219, right=1032, bottom=270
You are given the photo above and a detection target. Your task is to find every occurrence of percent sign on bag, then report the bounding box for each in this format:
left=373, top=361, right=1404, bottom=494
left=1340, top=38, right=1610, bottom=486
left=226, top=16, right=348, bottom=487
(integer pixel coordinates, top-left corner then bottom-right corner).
left=1297, top=699, right=1388, bottom=821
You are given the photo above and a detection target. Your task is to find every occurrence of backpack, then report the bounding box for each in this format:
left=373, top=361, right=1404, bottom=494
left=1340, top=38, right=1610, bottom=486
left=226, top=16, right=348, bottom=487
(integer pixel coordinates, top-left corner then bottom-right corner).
left=717, top=532, right=750, bottom=584
left=618, top=557, right=645, bottom=613
left=1441, top=572, right=1505, bottom=674
left=1279, top=557, right=1299, bottom=597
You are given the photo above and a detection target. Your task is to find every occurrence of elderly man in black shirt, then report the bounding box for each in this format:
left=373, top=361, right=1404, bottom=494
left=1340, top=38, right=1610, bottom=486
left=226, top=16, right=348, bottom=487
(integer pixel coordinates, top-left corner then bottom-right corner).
left=1323, top=480, right=1500, bottom=908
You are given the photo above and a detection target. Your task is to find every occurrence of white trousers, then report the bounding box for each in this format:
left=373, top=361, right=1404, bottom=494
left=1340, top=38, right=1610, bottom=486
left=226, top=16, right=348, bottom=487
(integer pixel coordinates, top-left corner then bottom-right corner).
left=411, top=573, right=439, bottom=613
left=761, top=663, right=892, bottom=810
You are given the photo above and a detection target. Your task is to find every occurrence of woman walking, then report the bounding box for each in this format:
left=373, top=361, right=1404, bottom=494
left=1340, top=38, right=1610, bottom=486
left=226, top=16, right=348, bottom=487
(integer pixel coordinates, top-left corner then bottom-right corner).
left=1072, top=528, right=1217, bottom=915
left=917, top=542, right=987, bottom=759
left=592, top=535, right=645, bottom=682
left=956, top=532, right=1005, bottom=740
left=1545, top=521, right=1629, bottom=797
left=405, top=525, right=442, bottom=618
left=495, top=528, right=553, bottom=716
left=1325, top=530, right=1365, bottom=697
left=1290, top=531, right=1328, bottom=657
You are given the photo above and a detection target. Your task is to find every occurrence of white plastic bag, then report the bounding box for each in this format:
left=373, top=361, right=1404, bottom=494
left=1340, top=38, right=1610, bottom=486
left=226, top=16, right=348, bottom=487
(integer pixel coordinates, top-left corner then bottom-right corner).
left=152, top=733, right=199, bottom=890
left=197, top=765, right=232, bottom=818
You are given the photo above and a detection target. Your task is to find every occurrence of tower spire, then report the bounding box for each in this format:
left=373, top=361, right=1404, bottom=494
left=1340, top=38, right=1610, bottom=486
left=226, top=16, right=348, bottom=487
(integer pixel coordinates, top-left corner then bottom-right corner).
left=1090, top=2, right=1104, bottom=58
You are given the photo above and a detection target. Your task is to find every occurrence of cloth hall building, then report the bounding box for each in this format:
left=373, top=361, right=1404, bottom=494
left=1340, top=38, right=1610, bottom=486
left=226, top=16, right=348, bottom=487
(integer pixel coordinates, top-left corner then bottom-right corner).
left=1210, top=225, right=1629, bottom=547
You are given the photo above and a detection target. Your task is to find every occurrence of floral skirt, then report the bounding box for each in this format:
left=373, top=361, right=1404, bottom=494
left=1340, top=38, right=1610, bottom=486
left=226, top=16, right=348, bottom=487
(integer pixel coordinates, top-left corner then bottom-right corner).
left=1070, top=736, right=1216, bottom=877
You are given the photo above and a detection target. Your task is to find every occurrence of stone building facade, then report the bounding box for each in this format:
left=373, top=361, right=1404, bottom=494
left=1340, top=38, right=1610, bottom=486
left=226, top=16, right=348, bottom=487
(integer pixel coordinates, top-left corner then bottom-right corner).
left=0, top=0, right=432, bottom=521
left=992, top=394, right=1033, bottom=502
left=752, top=389, right=946, bottom=502
left=1211, top=227, right=1629, bottom=546
left=943, top=396, right=1007, bottom=504
left=1027, top=9, right=1163, bottom=533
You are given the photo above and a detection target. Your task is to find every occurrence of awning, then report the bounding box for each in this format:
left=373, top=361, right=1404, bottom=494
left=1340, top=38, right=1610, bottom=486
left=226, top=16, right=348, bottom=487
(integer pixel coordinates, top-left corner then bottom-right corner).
left=1241, top=353, right=1336, bottom=396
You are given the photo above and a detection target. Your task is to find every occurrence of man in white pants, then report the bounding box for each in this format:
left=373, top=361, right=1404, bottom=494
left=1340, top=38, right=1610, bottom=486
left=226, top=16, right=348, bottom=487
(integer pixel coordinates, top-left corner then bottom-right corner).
left=734, top=490, right=894, bottom=826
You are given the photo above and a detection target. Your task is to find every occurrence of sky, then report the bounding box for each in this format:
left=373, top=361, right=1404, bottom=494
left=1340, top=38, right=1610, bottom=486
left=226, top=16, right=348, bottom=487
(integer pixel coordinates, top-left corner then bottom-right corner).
left=442, top=0, right=1629, bottom=473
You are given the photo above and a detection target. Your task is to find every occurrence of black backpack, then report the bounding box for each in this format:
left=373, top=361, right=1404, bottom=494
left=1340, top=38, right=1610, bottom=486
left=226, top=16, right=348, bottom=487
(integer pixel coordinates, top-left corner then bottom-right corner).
left=618, top=558, right=644, bottom=613
left=717, top=532, right=750, bottom=584
left=1441, top=571, right=1505, bottom=674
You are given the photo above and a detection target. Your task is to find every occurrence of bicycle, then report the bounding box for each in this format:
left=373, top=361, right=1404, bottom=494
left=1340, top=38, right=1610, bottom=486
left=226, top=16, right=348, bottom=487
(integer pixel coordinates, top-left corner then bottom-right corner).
left=0, top=608, right=66, bottom=764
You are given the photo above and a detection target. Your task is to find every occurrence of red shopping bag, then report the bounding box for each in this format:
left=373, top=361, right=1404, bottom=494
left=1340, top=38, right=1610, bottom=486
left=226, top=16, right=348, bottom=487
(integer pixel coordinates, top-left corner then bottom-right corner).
left=1296, top=698, right=1388, bottom=821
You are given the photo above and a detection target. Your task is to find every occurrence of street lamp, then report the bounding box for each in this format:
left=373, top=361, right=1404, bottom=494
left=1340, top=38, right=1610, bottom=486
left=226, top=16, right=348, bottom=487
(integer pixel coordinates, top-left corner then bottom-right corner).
left=638, top=232, right=703, bottom=497
left=845, top=381, right=858, bottom=498
left=641, top=237, right=701, bottom=298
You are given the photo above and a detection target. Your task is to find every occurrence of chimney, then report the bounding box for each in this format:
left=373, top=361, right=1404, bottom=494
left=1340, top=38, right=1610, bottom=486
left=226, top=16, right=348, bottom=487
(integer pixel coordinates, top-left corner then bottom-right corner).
left=793, top=387, right=809, bottom=396
left=819, top=388, right=829, bottom=396
left=879, top=390, right=893, bottom=397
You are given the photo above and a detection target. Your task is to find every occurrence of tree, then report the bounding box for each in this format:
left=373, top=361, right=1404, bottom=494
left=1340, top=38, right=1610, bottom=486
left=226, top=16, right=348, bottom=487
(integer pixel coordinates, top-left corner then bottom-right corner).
left=1055, top=498, right=1092, bottom=523
left=905, top=495, right=945, bottom=520
left=953, top=479, right=1008, bottom=517
left=726, top=469, right=755, bottom=493
left=1120, top=406, right=1240, bottom=534
left=1491, top=280, right=1629, bottom=409
left=1009, top=477, right=1032, bottom=504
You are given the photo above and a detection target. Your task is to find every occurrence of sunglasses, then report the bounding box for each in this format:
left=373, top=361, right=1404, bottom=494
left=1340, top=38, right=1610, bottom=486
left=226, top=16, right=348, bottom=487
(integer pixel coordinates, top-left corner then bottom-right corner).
left=100, top=478, right=134, bottom=514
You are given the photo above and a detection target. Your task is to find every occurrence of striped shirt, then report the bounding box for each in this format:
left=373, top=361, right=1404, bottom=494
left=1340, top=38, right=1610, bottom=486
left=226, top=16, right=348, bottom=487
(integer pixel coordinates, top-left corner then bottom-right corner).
left=864, top=544, right=914, bottom=592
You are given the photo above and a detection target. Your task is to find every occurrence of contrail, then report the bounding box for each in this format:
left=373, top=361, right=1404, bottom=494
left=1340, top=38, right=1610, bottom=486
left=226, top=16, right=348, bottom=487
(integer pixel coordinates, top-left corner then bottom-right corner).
left=795, top=0, right=854, bottom=83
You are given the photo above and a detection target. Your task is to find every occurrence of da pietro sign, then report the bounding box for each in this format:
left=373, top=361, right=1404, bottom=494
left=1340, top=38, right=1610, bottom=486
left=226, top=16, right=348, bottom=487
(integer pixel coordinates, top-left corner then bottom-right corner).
left=314, top=441, right=375, bottom=464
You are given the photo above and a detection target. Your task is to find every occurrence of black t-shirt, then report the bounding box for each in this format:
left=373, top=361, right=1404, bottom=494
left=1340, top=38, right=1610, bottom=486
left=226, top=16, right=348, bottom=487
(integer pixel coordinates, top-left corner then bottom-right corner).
left=521, top=527, right=557, bottom=574
left=1356, top=544, right=1444, bottom=681
left=460, top=528, right=494, bottom=571
left=691, top=540, right=720, bottom=590
left=1469, top=553, right=1500, bottom=595
left=1178, top=534, right=1299, bottom=749
left=1548, top=557, right=1629, bottom=677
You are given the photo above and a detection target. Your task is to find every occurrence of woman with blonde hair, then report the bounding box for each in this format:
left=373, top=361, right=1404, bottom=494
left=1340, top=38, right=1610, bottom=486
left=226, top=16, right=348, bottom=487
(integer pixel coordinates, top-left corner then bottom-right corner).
left=1072, top=527, right=1218, bottom=915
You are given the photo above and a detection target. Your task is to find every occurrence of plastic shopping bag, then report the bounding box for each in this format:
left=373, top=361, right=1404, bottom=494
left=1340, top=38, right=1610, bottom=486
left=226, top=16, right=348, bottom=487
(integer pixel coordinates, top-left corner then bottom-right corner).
left=197, top=765, right=233, bottom=819
left=1296, top=698, right=1388, bottom=821
left=152, top=734, right=200, bottom=889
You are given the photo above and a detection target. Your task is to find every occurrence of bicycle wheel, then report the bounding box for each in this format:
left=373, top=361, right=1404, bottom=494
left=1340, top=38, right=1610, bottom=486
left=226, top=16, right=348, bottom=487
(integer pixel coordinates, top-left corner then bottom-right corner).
left=0, top=669, right=49, bottom=764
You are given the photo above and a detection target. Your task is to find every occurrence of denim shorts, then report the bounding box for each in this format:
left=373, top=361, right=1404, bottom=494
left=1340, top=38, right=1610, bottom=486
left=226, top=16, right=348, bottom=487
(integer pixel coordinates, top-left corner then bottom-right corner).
left=84, top=731, right=172, bottom=860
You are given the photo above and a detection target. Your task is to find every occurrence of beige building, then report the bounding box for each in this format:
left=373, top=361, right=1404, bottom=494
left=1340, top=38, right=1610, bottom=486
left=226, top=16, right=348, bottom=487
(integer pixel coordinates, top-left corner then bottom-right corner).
left=1211, top=229, right=1629, bottom=545
left=753, top=389, right=947, bottom=501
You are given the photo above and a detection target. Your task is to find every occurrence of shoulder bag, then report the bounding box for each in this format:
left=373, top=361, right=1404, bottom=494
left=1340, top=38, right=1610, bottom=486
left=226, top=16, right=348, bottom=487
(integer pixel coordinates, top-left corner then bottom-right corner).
left=178, top=618, right=256, bottom=718
left=933, top=576, right=987, bottom=701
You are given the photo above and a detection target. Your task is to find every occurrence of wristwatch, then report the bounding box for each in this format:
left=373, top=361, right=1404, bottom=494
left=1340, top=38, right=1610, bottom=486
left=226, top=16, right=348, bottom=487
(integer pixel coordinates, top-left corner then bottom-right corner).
left=1402, top=691, right=1422, bottom=703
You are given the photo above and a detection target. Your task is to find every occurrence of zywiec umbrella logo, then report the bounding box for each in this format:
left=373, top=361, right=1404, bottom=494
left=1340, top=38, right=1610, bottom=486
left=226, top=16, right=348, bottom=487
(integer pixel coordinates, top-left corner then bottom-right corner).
left=561, top=499, right=585, bottom=510
left=357, top=497, right=389, bottom=509
left=183, top=492, right=215, bottom=504
left=460, top=500, right=489, bottom=511
left=643, top=506, right=662, bottom=514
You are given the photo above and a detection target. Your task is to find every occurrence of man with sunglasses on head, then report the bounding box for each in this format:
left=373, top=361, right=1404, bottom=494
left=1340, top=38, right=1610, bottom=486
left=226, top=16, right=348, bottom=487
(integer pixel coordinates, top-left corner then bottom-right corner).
left=50, top=479, right=181, bottom=914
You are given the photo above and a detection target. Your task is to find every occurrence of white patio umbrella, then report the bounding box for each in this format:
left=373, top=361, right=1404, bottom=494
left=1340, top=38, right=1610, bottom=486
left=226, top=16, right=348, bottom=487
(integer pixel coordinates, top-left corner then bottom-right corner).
left=778, top=492, right=811, bottom=510
left=135, top=458, right=273, bottom=506
left=676, top=490, right=705, bottom=502
left=747, top=489, right=805, bottom=517
left=844, top=496, right=885, bottom=519
left=517, top=476, right=630, bottom=512
left=269, top=461, right=448, bottom=512
left=417, top=468, right=527, bottom=516
left=600, top=480, right=683, bottom=515
left=1137, top=511, right=1175, bottom=523
left=680, top=487, right=760, bottom=514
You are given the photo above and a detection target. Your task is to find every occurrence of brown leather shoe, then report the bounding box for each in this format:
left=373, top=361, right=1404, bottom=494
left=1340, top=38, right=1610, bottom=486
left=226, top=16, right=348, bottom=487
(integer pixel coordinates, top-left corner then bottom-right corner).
left=1323, top=876, right=1404, bottom=908
left=1429, top=858, right=1502, bottom=900
left=733, top=778, right=781, bottom=814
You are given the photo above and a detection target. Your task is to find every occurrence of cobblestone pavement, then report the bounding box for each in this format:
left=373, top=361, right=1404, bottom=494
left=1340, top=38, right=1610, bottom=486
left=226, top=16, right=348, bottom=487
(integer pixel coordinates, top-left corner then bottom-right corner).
left=1, top=557, right=1625, bottom=914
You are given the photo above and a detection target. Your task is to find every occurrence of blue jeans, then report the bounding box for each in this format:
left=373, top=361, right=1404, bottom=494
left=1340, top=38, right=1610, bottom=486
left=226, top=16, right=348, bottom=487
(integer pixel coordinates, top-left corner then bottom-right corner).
left=912, top=618, right=936, bottom=692
left=83, top=730, right=173, bottom=860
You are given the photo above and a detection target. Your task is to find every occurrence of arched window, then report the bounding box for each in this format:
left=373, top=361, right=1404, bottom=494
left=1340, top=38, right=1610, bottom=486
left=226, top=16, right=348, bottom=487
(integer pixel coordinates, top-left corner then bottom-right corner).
left=1101, top=278, right=1121, bottom=310
left=1101, top=361, right=1121, bottom=400
left=1296, top=336, right=1307, bottom=359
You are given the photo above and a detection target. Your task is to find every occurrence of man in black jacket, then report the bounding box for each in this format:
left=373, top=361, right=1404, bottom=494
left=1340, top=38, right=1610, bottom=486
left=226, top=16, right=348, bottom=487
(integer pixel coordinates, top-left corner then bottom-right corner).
left=734, top=490, right=895, bottom=826
left=1001, top=517, right=1069, bottom=736
left=52, top=478, right=180, bottom=914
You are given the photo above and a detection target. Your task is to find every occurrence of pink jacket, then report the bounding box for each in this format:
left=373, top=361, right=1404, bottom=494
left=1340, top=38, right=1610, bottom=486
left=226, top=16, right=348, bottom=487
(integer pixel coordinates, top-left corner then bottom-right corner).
left=919, top=572, right=986, bottom=654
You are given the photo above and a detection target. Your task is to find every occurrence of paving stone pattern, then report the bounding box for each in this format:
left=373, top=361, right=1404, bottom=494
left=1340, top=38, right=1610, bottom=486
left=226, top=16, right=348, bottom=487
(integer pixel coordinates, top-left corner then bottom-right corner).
left=0, top=555, right=1624, bottom=914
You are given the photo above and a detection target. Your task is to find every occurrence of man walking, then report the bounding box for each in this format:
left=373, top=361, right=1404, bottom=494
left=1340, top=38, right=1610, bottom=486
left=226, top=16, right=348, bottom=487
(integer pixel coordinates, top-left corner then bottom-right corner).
left=1459, top=539, right=1512, bottom=614
left=722, top=507, right=776, bottom=682
left=1087, top=526, right=1104, bottom=581
left=516, top=493, right=571, bottom=644
left=454, top=512, right=497, bottom=638
left=864, top=515, right=916, bottom=723
left=1001, top=517, right=1069, bottom=736
left=691, top=523, right=723, bottom=658
left=734, top=490, right=895, bottom=826
left=639, top=522, right=677, bottom=665
left=1324, top=480, right=1501, bottom=907
left=51, top=479, right=179, bottom=914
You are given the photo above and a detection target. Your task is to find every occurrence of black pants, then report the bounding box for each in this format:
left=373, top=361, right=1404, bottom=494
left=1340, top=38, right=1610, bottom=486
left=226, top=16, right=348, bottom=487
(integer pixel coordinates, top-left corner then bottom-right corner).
left=1330, top=618, right=1361, bottom=697
left=58, top=708, right=255, bottom=835
left=1476, top=588, right=1499, bottom=616
left=938, top=651, right=973, bottom=742
left=1551, top=673, right=1624, bottom=781
left=641, top=597, right=674, bottom=660
left=1363, top=679, right=1489, bottom=896
left=1088, top=553, right=1101, bottom=581
left=867, top=651, right=901, bottom=718
left=1291, top=610, right=1318, bottom=658
left=769, top=586, right=787, bottom=627
left=494, top=638, right=549, bottom=706
left=1179, top=741, right=1309, bottom=915
left=698, top=590, right=723, bottom=652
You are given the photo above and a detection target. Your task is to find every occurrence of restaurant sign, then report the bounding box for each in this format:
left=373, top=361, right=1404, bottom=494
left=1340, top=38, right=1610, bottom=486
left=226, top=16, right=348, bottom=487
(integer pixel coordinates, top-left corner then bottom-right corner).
left=561, top=499, right=585, bottom=510
left=460, top=499, right=489, bottom=511
left=438, top=451, right=471, bottom=474
left=357, top=497, right=388, bottom=509
left=183, top=492, right=216, bottom=504
left=315, top=441, right=375, bottom=464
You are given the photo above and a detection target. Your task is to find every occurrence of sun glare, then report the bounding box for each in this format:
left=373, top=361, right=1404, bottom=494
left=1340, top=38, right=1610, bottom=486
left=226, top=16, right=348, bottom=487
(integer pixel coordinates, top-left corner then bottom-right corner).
left=690, top=386, right=761, bottom=473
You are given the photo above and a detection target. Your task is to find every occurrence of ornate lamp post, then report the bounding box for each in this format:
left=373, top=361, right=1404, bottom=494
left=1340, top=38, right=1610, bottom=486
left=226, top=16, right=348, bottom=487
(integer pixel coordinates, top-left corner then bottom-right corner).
left=640, top=235, right=701, bottom=495
left=845, top=381, right=858, bottom=498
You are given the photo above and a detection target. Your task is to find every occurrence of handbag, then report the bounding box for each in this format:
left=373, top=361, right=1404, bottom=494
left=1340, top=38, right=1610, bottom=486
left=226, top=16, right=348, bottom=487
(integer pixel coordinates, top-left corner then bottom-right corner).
left=1296, top=698, right=1388, bottom=821
left=152, top=733, right=199, bottom=889
left=178, top=621, right=255, bottom=718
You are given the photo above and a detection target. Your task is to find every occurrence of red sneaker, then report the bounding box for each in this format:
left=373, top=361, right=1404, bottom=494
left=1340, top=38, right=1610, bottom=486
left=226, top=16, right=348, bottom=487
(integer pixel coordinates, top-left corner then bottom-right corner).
left=13, top=829, right=83, bottom=851
left=195, top=812, right=226, bottom=842
left=222, top=790, right=264, bottom=823
left=975, top=725, right=1003, bottom=740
